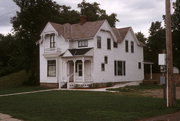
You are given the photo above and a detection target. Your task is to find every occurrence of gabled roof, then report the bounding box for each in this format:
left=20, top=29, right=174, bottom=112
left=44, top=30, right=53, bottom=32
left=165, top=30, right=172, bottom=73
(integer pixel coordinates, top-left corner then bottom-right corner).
left=118, top=27, right=131, bottom=40
left=50, top=20, right=105, bottom=41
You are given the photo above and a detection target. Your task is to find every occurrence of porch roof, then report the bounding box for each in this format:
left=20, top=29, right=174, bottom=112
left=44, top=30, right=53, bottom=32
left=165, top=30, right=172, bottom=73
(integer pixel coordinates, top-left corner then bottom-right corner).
left=61, top=48, right=93, bottom=57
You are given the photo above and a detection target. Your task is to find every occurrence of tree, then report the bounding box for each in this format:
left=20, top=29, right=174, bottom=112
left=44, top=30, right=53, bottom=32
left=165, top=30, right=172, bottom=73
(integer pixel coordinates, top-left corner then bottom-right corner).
left=78, top=0, right=118, bottom=27
left=145, top=21, right=166, bottom=73
left=135, top=32, right=147, bottom=44
left=172, top=0, right=180, bottom=71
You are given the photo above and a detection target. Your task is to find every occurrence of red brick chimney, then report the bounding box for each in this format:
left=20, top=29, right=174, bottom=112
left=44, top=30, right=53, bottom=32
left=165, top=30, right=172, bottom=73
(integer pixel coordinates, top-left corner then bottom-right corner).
left=80, top=15, right=87, bottom=25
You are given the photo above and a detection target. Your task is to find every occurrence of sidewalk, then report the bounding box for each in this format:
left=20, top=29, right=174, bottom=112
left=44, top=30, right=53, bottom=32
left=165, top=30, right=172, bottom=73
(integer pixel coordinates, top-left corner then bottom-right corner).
left=138, top=111, right=180, bottom=121
left=0, top=113, right=22, bottom=121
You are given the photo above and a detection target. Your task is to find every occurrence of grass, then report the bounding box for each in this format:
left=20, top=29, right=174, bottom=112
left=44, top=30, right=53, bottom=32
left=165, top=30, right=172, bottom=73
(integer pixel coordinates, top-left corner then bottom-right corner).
left=0, top=86, right=50, bottom=95
left=0, top=90, right=180, bottom=121
left=0, top=70, right=29, bottom=89
left=107, top=84, right=163, bottom=92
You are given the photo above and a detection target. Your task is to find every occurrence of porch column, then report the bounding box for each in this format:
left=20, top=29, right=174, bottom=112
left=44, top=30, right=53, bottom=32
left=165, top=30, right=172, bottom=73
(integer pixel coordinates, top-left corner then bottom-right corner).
left=67, top=61, right=69, bottom=89
left=82, top=59, right=85, bottom=82
left=73, top=60, right=76, bottom=83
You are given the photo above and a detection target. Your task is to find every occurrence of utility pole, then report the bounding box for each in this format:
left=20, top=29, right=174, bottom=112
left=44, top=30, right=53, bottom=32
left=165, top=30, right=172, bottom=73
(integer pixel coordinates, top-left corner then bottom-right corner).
left=165, top=0, right=175, bottom=107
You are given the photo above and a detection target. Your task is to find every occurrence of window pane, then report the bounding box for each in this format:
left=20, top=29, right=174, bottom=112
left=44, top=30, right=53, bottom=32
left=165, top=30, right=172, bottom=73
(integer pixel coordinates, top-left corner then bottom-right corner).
left=101, top=63, right=105, bottom=71
left=104, top=56, right=108, bottom=64
left=107, top=38, right=111, bottom=50
left=97, top=36, right=101, bottom=48
left=47, top=60, right=56, bottom=77
left=125, top=40, right=128, bottom=52
left=131, top=41, right=134, bottom=53
left=114, top=42, right=118, bottom=48
left=114, top=61, right=117, bottom=76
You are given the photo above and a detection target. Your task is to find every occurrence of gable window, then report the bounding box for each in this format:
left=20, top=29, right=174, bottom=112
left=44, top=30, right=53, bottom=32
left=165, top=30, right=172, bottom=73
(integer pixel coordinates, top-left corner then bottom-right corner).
left=131, top=41, right=134, bottom=53
left=114, top=60, right=126, bottom=76
left=50, top=34, right=55, bottom=48
left=47, top=60, right=56, bottom=77
left=104, top=56, right=108, bottom=64
left=78, top=40, right=88, bottom=47
left=101, top=63, right=105, bottom=71
left=97, top=36, right=101, bottom=48
left=107, top=38, right=111, bottom=50
left=125, top=40, right=128, bottom=52
left=113, top=42, right=118, bottom=48
left=138, top=62, right=141, bottom=69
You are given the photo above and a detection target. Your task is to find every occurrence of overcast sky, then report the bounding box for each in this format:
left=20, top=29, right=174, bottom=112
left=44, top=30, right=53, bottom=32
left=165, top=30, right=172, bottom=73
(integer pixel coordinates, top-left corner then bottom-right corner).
left=0, top=0, right=175, bottom=37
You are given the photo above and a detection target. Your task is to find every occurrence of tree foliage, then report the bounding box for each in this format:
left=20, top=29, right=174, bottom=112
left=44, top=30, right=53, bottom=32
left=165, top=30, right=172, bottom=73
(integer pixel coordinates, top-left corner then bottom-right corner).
left=135, top=32, right=147, bottom=44
left=78, top=0, right=118, bottom=27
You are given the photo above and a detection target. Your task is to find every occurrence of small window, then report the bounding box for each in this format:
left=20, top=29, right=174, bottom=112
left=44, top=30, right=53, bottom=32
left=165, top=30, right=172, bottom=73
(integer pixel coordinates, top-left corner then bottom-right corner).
left=113, top=42, right=118, bottom=48
left=107, top=38, right=111, bottom=50
left=101, top=63, right=105, bottom=71
left=138, top=62, right=141, bottom=69
left=97, top=36, right=101, bottom=48
left=104, top=56, right=108, bottom=64
left=125, top=40, right=128, bottom=52
left=50, top=34, right=55, bottom=48
left=78, top=40, right=88, bottom=47
left=47, top=60, right=56, bottom=77
left=131, top=41, right=134, bottom=53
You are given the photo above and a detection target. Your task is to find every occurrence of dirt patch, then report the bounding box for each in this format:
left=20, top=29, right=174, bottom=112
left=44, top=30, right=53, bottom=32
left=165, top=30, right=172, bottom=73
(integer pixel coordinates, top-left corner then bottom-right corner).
left=142, top=87, right=180, bottom=99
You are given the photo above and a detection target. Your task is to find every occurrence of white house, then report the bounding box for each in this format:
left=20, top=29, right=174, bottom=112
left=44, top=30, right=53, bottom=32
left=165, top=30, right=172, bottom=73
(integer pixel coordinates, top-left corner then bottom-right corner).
left=38, top=17, right=144, bottom=88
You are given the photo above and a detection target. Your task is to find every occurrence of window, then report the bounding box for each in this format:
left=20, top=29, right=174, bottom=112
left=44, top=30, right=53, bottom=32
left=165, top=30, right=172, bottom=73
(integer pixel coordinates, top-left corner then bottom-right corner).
left=47, top=60, right=56, bottom=77
left=50, top=34, right=55, bottom=48
left=104, top=56, right=108, bottom=64
left=125, top=40, right=128, bottom=52
left=114, top=60, right=126, bottom=76
left=131, top=41, right=134, bottom=53
left=107, top=38, right=111, bottom=50
left=77, top=63, right=83, bottom=76
left=97, top=36, right=101, bottom=48
left=78, top=40, right=88, bottom=47
left=138, top=62, right=141, bottom=69
left=113, top=42, right=118, bottom=48
left=101, top=63, right=105, bottom=71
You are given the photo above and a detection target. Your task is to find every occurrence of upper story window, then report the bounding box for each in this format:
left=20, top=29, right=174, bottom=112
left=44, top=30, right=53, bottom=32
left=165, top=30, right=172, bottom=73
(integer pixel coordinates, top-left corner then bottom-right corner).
left=47, top=60, right=56, bottom=77
left=125, top=40, right=128, bottom=52
left=131, top=41, right=134, bottom=53
left=104, top=56, right=108, bottom=64
left=50, top=34, right=55, bottom=48
left=97, top=36, right=101, bottom=48
left=113, top=42, right=118, bottom=48
left=101, top=63, right=105, bottom=71
left=138, top=62, right=141, bottom=69
left=78, top=40, right=88, bottom=47
left=107, top=38, right=111, bottom=50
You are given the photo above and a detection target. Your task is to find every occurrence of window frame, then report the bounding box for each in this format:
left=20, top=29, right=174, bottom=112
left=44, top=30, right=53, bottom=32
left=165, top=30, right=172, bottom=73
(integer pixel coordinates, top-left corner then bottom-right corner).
left=114, top=60, right=126, bottom=76
left=47, top=60, right=56, bottom=77
left=78, top=40, right=88, bottom=47
left=107, top=38, right=111, bottom=50
left=125, top=40, right=129, bottom=52
left=131, top=41, right=134, bottom=53
left=50, top=34, right=55, bottom=48
left=97, top=36, right=101, bottom=48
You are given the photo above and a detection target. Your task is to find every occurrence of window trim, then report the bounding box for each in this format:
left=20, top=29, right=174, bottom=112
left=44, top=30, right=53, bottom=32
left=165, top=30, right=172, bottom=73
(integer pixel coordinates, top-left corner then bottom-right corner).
left=78, top=40, right=88, bottom=47
left=125, top=40, right=129, bottom=52
left=131, top=41, right=134, bottom=53
left=47, top=60, right=56, bottom=77
left=97, top=36, right=101, bottom=48
left=107, top=38, right=111, bottom=50
left=101, top=63, right=105, bottom=71
left=114, top=60, right=126, bottom=76
left=50, top=34, right=55, bottom=48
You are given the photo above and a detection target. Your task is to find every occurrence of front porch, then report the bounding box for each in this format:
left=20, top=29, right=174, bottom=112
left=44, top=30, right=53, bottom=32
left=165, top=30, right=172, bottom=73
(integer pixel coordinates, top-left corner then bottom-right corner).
left=63, top=57, right=94, bottom=88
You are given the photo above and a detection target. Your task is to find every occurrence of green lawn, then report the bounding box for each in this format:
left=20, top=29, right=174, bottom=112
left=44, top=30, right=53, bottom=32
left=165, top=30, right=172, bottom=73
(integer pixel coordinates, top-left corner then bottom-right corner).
left=0, top=90, right=179, bottom=121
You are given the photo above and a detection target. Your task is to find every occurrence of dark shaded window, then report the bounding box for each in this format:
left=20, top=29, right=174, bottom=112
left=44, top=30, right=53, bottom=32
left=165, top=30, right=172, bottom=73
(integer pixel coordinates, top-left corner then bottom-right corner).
left=113, top=42, right=118, bottom=48
left=131, top=41, right=134, bottom=53
left=78, top=40, right=88, bottom=47
left=114, top=60, right=126, bottom=76
left=104, top=56, right=108, bottom=64
left=50, top=34, right=55, bottom=48
left=101, top=63, right=105, bottom=71
left=97, top=36, right=101, bottom=48
left=47, top=60, right=56, bottom=77
left=125, top=40, right=128, bottom=52
left=138, top=62, right=141, bottom=69
left=107, top=38, right=111, bottom=50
